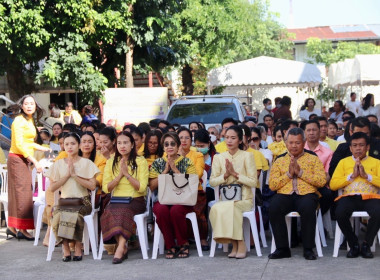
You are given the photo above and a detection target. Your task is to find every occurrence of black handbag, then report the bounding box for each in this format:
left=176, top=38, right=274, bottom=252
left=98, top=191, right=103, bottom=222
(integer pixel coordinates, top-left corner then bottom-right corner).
left=110, top=196, right=133, bottom=204
left=219, top=184, right=242, bottom=201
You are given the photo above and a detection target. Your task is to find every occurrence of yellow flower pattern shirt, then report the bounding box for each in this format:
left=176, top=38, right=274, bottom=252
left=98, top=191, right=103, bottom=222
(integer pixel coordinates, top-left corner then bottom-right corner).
left=269, top=151, right=327, bottom=195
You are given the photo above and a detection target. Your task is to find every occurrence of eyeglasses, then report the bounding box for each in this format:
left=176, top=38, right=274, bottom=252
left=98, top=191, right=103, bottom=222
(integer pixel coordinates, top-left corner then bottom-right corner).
left=164, top=141, right=176, bottom=148
left=179, top=136, right=191, bottom=140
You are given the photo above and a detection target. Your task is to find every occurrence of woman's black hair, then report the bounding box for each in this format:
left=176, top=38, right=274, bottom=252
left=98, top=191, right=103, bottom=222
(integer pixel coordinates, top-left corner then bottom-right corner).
left=362, top=93, right=374, bottom=111
left=79, top=131, right=97, bottom=162
left=112, top=131, right=138, bottom=175
left=130, top=127, right=144, bottom=138
left=177, top=126, right=192, bottom=138
left=304, top=98, right=316, bottom=108
left=63, top=123, right=78, bottom=132
left=198, top=122, right=206, bottom=129
left=99, top=126, right=117, bottom=142
left=16, top=95, right=44, bottom=122
left=250, top=127, right=262, bottom=139
left=138, top=122, right=151, bottom=135
left=257, top=123, right=268, bottom=133
left=273, top=125, right=283, bottom=138
left=226, top=125, right=244, bottom=150
left=343, top=119, right=354, bottom=142
left=123, top=124, right=137, bottom=131
left=58, top=132, right=67, bottom=140
left=161, top=132, right=181, bottom=148
left=144, top=130, right=164, bottom=158
left=194, top=128, right=216, bottom=156
left=63, top=132, right=81, bottom=145
left=238, top=124, right=252, bottom=150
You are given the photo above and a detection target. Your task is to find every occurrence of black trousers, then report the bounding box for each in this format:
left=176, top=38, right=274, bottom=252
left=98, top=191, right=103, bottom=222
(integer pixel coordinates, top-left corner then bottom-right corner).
left=269, top=193, right=319, bottom=250
left=319, top=186, right=334, bottom=215
left=335, top=196, right=380, bottom=247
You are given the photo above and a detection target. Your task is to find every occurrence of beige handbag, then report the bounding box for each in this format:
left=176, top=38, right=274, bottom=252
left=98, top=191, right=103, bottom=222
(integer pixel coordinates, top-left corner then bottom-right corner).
left=158, top=172, right=199, bottom=206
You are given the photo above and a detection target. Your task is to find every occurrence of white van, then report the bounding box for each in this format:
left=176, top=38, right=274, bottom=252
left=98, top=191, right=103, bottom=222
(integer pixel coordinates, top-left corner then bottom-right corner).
left=165, top=95, right=246, bottom=128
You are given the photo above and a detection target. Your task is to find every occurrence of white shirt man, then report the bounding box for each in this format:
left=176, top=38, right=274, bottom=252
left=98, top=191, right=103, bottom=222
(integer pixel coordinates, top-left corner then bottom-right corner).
left=346, top=93, right=361, bottom=117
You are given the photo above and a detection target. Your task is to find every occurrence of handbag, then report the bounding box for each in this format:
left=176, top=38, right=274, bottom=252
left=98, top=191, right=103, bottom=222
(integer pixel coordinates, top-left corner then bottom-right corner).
left=158, top=172, right=199, bottom=206
left=109, top=196, right=133, bottom=204
left=219, top=184, right=242, bottom=201
left=58, top=197, right=83, bottom=211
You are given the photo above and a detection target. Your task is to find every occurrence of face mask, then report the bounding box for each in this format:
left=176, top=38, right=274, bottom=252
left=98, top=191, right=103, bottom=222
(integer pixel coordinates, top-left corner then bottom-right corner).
left=197, top=147, right=209, bottom=155
left=220, top=137, right=225, bottom=142
left=266, top=105, right=272, bottom=110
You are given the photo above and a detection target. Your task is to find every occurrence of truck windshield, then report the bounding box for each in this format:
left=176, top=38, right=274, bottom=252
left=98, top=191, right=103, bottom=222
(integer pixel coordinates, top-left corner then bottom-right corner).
left=166, top=103, right=239, bottom=125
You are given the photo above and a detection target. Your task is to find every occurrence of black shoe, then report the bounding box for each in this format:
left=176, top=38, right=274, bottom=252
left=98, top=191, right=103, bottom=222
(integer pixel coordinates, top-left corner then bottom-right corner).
left=16, top=231, right=35, bottom=241
left=361, top=242, right=374, bottom=259
left=62, top=255, right=72, bottom=262
left=6, top=228, right=17, bottom=239
left=303, top=249, right=317, bottom=260
left=346, top=244, right=360, bottom=258
left=201, top=245, right=210, bottom=251
left=268, top=248, right=291, bottom=259
left=73, top=255, right=83, bottom=261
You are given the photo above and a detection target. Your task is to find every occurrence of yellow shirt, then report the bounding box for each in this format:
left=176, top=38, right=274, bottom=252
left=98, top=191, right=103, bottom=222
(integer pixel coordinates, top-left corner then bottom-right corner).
left=322, top=137, right=339, bottom=152
left=60, top=110, right=82, bottom=125
left=268, top=140, right=287, bottom=161
left=210, top=150, right=257, bottom=201
left=102, top=156, right=149, bottom=198
left=10, top=115, right=44, bottom=158
left=246, top=148, right=269, bottom=171
left=185, top=149, right=205, bottom=190
left=137, top=143, right=145, bottom=156
left=269, top=152, right=326, bottom=195
left=215, top=141, right=227, bottom=153
left=330, top=156, right=380, bottom=200
left=0, top=148, right=6, bottom=164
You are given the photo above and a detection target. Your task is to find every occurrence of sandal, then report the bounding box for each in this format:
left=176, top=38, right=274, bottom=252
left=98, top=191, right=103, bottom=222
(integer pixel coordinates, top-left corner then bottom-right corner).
left=165, top=247, right=177, bottom=259
left=177, top=245, right=190, bottom=259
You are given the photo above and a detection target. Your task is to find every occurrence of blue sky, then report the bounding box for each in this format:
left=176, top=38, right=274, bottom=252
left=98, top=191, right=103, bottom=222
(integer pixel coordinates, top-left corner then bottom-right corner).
left=268, top=0, right=380, bottom=28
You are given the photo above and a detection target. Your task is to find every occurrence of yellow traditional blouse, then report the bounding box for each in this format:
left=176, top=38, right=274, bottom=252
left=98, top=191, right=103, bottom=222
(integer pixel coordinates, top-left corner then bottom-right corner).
left=145, top=154, right=160, bottom=169
left=185, top=149, right=205, bottom=190
left=268, top=140, right=287, bottom=162
left=10, top=115, right=45, bottom=158
left=102, top=156, right=149, bottom=198
left=210, top=150, right=258, bottom=201
left=215, top=141, right=227, bottom=153
left=269, top=152, right=326, bottom=195
left=137, top=143, right=145, bottom=156
left=60, top=110, right=82, bottom=125
left=322, top=137, right=339, bottom=152
left=330, top=156, right=380, bottom=200
left=246, top=147, right=269, bottom=171
left=46, top=157, right=99, bottom=198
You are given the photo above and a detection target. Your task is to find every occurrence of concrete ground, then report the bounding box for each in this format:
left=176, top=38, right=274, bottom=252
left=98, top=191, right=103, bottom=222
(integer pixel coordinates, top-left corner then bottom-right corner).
left=0, top=226, right=379, bottom=280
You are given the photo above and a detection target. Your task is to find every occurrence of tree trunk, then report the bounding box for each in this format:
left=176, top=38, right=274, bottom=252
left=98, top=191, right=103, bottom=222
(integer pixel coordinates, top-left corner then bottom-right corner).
left=182, top=64, right=194, bottom=95
left=125, top=35, right=134, bottom=88
left=125, top=3, right=134, bottom=88
left=6, top=61, right=34, bottom=101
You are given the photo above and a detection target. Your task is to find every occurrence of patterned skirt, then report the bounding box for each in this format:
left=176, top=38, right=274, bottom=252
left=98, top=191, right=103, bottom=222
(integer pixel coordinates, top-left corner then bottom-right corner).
left=100, top=196, right=146, bottom=242
left=7, top=154, right=34, bottom=230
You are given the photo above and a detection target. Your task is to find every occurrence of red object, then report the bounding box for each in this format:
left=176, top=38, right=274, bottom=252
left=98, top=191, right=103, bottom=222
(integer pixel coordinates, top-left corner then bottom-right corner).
left=153, top=202, right=193, bottom=250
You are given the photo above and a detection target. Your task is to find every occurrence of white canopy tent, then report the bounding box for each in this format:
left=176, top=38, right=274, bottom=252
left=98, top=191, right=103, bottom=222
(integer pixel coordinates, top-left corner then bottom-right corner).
left=350, top=54, right=380, bottom=86
left=328, top=63, right=337, bottom=88
left=207, top=56, right=322, bottom=92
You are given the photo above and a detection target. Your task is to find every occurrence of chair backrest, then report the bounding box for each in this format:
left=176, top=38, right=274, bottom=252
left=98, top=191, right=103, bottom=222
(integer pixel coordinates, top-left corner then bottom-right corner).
left=201, top=170, right=207, bottom=191
left=0, top=164, right=8, bottom=197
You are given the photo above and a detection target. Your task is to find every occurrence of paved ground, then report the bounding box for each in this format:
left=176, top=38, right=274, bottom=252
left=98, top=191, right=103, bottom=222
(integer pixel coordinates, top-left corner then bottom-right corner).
left=0, top=226, right=379, bottom=280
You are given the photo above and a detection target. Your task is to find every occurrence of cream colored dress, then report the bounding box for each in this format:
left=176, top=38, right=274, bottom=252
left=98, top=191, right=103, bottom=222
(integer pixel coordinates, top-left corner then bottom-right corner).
left=209, top=150, right=257, bottom=243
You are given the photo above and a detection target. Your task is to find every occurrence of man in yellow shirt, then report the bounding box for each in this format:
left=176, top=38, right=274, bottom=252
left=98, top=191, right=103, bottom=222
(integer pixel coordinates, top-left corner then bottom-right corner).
left=330, top=132, right=380, bottom=259
left=268, top=128, right=327, bottom=260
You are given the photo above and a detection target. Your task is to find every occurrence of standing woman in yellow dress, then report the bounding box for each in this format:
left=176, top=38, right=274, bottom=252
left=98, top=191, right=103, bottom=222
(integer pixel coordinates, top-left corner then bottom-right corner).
left=7, top=95, right=51, bottom=240
left=209, top=125, right=257, bottom=259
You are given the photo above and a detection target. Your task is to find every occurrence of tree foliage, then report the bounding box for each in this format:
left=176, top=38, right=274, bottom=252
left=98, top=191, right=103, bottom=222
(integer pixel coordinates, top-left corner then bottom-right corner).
left=306, top=38, right=380, bottom=66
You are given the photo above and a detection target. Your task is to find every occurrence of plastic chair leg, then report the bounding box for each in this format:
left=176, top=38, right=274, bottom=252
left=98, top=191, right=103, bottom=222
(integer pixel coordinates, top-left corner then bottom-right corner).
left=285, top=216, right=292, bottom=247
left=243, top=219, right=251, bottom=252
left=317, top=209, right=327, bottom=247
left=186, top=212, right=203, bottom=257
left=246, top=213, right=262, bottom=257
left=209, top=233, right=216, bottom=257
left=258, top=206, right=267, bottom=247
left=152, top=222, right=162, bottom=259
left=46, top=227, right=56, bottom=261
left=333, top=222, right=342, bottom=257
left=97, top=232, right=104, bottom=260
left=134, top=214, right=149, bottom=259
left=315, top=222, right=323, bottom=257
left=83, top=215, right=98, bottom=260
left=34, top=204, right=45, bottom=246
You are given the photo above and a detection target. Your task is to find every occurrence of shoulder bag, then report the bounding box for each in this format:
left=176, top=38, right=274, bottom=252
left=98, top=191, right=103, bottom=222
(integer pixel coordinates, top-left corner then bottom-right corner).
left=158, top=171, right=199, bottom=206
left=219, top=184, right=242, bottom=201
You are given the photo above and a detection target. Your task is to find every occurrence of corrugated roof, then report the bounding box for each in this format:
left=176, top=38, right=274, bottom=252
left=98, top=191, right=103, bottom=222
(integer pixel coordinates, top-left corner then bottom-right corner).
left=288, top=25, right=380, bottom=43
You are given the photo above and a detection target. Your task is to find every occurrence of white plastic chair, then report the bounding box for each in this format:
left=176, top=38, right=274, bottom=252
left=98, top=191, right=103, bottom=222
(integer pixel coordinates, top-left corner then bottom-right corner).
left=151, top=211, right=203, bottom=259
left=270, top=211, right=323, bottom=257
left=0, top=164, right=8, bottom=227
left=46, top=190, right=98, bottom=261
left=201, top=170, right=207, bottom=191
left=97, top=189, right=151, bottom=260
left=209, top=187, right=262, bottom=257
